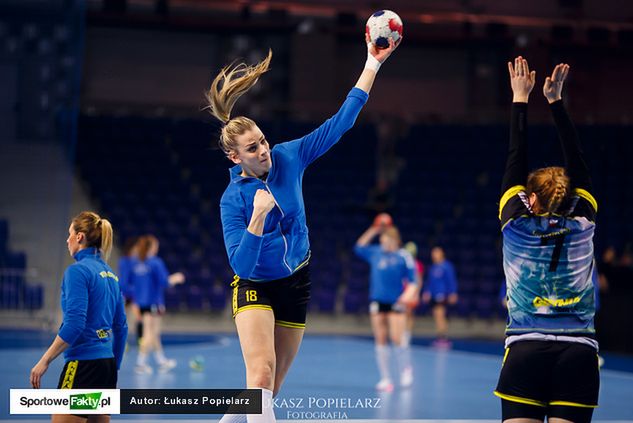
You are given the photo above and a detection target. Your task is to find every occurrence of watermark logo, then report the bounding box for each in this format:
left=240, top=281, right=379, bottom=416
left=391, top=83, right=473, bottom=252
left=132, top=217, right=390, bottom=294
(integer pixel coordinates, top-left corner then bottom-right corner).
left=10, top=389, right=119, bottom=415
left=70, top=392, right=105, bottom=410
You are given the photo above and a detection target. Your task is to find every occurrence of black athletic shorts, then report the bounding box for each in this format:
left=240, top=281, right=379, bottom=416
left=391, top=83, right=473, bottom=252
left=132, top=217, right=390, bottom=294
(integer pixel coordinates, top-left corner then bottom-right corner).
left=139, top=304, right=165, bottom=315
left=495, top=340, right=599, bottom=422
left=231, top=265, right=311, bottom=329
left=57, top=358, right=117, bottom=389
left=369, top=301, right=405, bottom=314
left=428, top=297, right=448, bottom=307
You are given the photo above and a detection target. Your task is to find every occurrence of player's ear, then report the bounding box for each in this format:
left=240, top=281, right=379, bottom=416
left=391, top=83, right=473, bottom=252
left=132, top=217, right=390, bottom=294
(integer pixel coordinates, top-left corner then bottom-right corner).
left=228, top=150, right=241, bottom=164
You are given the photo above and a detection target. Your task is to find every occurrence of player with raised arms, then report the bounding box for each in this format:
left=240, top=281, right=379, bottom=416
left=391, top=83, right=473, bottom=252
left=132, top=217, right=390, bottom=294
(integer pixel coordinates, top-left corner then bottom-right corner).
left=494, top=57, right=600, bottom=423
left=355, top=217, right=418, bottom=392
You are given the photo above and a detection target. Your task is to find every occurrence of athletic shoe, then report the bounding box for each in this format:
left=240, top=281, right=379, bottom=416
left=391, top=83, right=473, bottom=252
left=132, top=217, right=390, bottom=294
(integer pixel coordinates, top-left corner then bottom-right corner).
left=375, top=378, right=394, bottom=392
left=432, top=338, right=452, bottom=349
left=400, top=366, right=413, bottom=388
left=158, top=359, right=177, bottom=373
left=134, top=364, right=153, bottom=375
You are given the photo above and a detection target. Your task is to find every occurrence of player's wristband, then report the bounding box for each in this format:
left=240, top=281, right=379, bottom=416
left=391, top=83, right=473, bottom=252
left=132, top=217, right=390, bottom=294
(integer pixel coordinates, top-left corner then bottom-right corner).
left=364, top=45, right=382, bottom=72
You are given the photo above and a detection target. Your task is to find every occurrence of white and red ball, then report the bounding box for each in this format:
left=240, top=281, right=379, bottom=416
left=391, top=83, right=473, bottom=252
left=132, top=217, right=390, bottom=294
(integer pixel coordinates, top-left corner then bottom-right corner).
left=366, top=10, right=403, bottom=49
left=373, top=213, right=393, bottom=228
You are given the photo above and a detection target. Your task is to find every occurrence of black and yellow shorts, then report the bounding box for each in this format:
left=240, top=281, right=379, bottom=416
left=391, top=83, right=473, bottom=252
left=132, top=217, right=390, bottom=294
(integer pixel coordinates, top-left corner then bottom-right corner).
left=57, top=357, right=117, bottom=389
left=231, top=265, right=311, bottom=329
left=494, top=340, right=599, bottom=422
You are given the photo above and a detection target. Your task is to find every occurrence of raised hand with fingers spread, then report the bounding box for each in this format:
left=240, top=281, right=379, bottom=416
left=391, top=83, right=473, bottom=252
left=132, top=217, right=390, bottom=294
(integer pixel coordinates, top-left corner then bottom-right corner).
left=543, top=63, right=570, bottom=104
left=507, top=56, right=536, bottom=103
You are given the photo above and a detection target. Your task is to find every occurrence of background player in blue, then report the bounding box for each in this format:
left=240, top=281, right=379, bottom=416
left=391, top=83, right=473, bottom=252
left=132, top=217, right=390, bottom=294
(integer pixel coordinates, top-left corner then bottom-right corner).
left=494, top=57, right=600, bottom=423
left=130, top=234, right=184, bottom=374
left=207, top=34, right=400, bottom=422
left=355, top=223, right=418, bottom=392
left=30, top=211, right=127, bottom=422
left=118, top=236, right=142, bottom=343
left=422, top=246, right=458, bottom=348
left=403, top=241, right=424, bottom=347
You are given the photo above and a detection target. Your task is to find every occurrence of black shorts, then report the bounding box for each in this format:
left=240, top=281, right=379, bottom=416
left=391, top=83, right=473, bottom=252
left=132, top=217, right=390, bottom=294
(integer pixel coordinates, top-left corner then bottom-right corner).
left=369, top=301, right=405, bottom=314
left=428, top=295, right=448, bottom=307
left=231, top=265, right=311, bottom=329
left=139, top=304, right=165, bottom=315
left=495, top=340, right=599, bottom=422
left=57, top=358, right=117, bottom=389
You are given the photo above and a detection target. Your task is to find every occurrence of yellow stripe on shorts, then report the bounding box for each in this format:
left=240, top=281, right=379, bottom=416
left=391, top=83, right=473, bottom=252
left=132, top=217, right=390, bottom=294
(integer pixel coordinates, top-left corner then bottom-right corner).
left=233, top=304, right=272, bottom=318
left=275, top=320, right=306, bottom=329
left=502, top=347, right=510, bottom=365
left=231, top=275, right=240, bottom=316
left=549, top=400, right=598, bottom=408
left=493, top=391, right=547, bottom=407
left=61, top=360, right=78, bottom=389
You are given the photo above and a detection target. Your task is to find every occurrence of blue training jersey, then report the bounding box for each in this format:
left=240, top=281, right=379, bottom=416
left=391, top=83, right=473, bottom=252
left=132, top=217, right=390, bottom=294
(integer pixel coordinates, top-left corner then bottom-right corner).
left=500, top=188, right=598, bottom=338
left=354, top=245, right=416, bottom=304
left=59, top=247, right=128, bottom=368
left=117, top=255, right=134, bottom=300
left=131, top=256, right=170, bottom=307
left=220, top=88, right=368, bottom=281
left=424, top=261, right=458, bottom=298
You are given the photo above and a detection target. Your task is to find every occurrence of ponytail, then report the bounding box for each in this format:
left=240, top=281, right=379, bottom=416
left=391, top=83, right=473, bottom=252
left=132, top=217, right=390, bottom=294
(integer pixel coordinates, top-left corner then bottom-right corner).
left=547, top=179, right=568, bottom=215
left=100, top=218, right=113, bottom=261
left=526, top=167, right=570, bottom=215
left=204, top=49, right=272, bottom=154
left=71, top=211, right=114, bottom=261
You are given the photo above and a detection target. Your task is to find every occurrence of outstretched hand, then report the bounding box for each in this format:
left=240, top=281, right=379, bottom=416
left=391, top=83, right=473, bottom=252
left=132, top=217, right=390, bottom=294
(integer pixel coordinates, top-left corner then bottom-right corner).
left=508, top=56, right=536, bottom=103
left=543, top=63, right=570, bottom=104
left=366, top=33, right=401, bottom=64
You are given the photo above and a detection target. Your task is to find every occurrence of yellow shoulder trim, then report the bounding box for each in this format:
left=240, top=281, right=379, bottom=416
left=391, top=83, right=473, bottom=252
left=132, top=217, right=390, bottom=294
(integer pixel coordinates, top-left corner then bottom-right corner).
left=575, top=188, right=598, bottom=212
left=499, top=185, right=526, bottom=220
left=493, top=391, right=547, bottom=407
left=549, top=400, right=598, bottom=408
left=275, top=320, right=306, bottom=329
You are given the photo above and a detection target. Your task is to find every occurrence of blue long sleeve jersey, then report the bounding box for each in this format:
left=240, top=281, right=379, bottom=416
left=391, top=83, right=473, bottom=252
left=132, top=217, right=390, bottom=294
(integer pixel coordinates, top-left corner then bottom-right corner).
left=424, top=261, right=458, bottom=298
left=117, top=255, right=134, bottom=300
left=354, top=245, right=417, bottom=304
left=220, top=87, right=368, bottom=281
left=131, top=256, right=170, bottom=307
left=58, top=247, right=128, bottom=368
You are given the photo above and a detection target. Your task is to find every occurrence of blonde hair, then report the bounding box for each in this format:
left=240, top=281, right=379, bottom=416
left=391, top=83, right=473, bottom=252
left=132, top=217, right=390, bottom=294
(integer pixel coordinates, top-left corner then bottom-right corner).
left=526, top=166, right=570, bottom=215
left=72, top=211, right=113, bottom=261
left=205, top=49, right=272, bottom=154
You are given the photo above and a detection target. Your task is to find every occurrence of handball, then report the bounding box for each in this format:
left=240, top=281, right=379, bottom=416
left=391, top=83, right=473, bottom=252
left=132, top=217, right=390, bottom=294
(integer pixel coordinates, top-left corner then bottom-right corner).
left=189, top=355, right=205, bottom=372
left=366, top=10, right=403, bottom=49
left=373, top=213, right=393, bottom=228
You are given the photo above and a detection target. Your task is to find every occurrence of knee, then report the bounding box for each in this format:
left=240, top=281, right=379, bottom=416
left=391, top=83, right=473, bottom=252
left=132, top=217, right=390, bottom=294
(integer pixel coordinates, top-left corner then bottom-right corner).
left=247, top=358, right=275, bottom=389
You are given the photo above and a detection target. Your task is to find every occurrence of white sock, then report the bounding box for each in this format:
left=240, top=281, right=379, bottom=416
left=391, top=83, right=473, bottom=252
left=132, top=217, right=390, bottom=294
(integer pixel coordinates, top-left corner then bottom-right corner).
left=219, top=414, right=247, bottom=423
left=395, top=345, right=412, bottom=373
left=402, top=330, right=411, bottom=347
left=137, top=352, right=148, bottom=366
left=154, top=350, right=167, bottom=364
left=375, top=345, right=391, bottom=381
left=247, top=388, right=275, bottom=423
